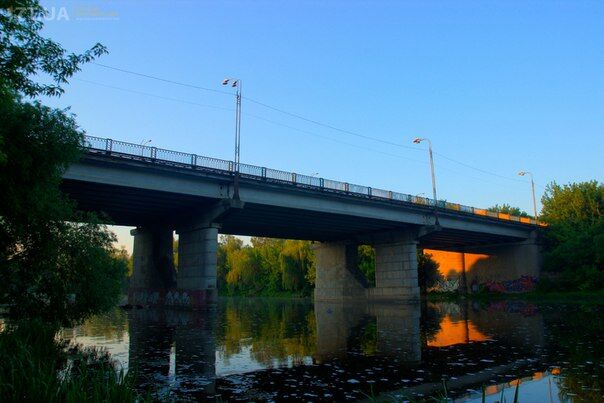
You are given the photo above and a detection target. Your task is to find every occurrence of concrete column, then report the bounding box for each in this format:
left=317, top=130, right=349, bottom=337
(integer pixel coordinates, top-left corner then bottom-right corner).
left=370, top=233, right=420, bottom=301
left=128, top=227, right=175, bottom=306
left=173, top=226, right=219, bottom=308
left=313, top=242, right=367, bottom=301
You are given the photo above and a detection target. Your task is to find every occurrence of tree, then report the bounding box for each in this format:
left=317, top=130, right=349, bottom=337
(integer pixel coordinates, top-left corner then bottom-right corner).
left=217, top=236, right=316, bottom=296
left=487, top=204, right=529, bottom=217
left=217, top=235, right=243, bottom=292
left=0, top=92, right=127, bottom=324
left=358, top=245, right=375, bottom=286
left=225, top=247, right=265, bottom=293
left=0, top=1, right=106, bottom=97
left=417, top=251, right=441, bottom=293
left=0, top=1, right=124, bottom=325
left=280, top=240, right=314, bottom=293
left=539, top=181, right=604, bottom=290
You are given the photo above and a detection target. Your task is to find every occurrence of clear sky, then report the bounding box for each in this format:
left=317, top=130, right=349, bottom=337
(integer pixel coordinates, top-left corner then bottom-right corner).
left=39, top=1, right=604, bottom=251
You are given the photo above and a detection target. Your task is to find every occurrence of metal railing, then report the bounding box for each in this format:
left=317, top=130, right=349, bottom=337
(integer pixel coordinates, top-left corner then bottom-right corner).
left=82, top=135, right=543, bottom=226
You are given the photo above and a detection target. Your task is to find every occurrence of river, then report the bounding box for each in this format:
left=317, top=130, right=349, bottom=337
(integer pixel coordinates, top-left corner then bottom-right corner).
left=60, top=298, right=603, bottom=402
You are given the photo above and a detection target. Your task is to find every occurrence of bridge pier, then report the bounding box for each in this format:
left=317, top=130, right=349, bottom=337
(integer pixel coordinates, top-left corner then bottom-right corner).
left=174, top=226, right=219, bottom=308
left=313, top=242, right=367, bottom=301
left=314, top=229, right=421, bottom=302
left=128, top=227, right=176, bottom=307
left=370, top=233, right=420, bottom=301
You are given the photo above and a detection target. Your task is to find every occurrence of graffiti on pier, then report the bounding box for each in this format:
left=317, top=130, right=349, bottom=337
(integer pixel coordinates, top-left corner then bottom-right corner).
left=129, top=290, right=160, bottom=306
left=430, top=278, right=461, bottom=292
left=482, top=276, right=537, bottom=293
left=165, top=290, right=192, bottom=307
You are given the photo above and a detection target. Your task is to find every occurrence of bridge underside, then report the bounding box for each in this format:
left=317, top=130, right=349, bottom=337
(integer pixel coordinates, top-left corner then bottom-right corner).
left=61, top=179, right=523, bottom=249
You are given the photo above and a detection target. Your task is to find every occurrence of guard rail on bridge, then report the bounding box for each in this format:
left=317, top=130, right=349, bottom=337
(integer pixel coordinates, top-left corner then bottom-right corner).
left=83, top=136, right=544, bottom=227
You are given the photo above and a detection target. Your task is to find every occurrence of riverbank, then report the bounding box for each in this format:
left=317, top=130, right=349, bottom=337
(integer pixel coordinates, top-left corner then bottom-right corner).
left=426, top=290, right=604, bottom=304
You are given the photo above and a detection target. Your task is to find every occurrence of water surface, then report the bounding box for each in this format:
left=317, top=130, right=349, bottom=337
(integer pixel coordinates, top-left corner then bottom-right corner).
left=61, top=298, right=604, bottom=401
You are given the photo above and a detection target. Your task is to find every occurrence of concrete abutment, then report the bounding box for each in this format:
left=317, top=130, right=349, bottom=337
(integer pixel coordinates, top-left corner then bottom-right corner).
left=425, top=231, right=542, bottom=292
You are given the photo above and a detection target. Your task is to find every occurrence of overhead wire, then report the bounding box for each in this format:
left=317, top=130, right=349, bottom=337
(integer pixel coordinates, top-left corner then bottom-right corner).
left=90, top=62, right=537, bottom=187
left=74, top=78, right=233, bottom=112
left=74, top=77, right=531, bottom=190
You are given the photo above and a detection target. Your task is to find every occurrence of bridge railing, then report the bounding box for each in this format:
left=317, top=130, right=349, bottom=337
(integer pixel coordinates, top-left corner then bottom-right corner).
left=82, top=135, right=544, bottom=227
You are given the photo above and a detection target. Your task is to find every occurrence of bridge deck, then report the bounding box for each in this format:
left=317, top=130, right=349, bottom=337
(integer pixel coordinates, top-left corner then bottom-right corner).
left=61, top=136, right=540, bottom=250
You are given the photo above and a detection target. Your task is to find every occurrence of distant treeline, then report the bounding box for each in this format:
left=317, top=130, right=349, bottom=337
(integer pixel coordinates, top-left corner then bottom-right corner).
left=217, top=236, right=316, bottom=296
left=172, top=237, right=440, bottom=296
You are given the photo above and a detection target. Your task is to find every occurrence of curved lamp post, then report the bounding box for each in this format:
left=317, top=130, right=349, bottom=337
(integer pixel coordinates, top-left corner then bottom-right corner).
left=413, top=137, right=439, bottom=225
left=518, top=171, right=538, bottom=223
left=139, top=139, right=151, bottom=156
left=222, top=78, right=242, bottom=199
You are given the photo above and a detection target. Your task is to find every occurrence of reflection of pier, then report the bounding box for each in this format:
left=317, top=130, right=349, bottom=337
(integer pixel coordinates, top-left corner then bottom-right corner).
left=314, top=301, right=421, bottom=363
left=124, top=299, right=547, bottom=401
left=127, top=309, right=216, bottom=397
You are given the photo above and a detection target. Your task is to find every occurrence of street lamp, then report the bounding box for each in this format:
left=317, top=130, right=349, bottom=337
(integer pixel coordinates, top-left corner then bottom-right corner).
left=222, top=78, right=242, bottom=199
left=413, top=137, right=439, bottom=225
left=139, top=139, right=151, bottom=156
left=518, top=171, right=538, bottom=223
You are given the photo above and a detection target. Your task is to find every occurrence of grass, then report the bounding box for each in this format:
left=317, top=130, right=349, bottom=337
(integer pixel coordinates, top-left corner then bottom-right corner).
left=0, top=319, right=152, bottom=402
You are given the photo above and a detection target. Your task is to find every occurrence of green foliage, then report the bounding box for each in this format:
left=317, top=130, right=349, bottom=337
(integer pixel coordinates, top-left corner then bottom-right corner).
left=280, top=240, right=314, bottom=293
left=218, top=236, right=315, bottom=296
left=358, top=245, right=376, bottom=286
left=0, top=0, right=125, bottom=325
left=540, top=181, right=604, bottom=291
left=487, top=204, right=529, bottom=217
left=0, top=1, right=107, bottom=97
left=0, top=320, right=148, bottom=402
left=0, top=91, right=127, bottom=325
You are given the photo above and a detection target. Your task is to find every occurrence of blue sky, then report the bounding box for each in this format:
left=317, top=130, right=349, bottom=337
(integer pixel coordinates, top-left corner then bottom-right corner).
left=39, top=1, right=604, bottom=250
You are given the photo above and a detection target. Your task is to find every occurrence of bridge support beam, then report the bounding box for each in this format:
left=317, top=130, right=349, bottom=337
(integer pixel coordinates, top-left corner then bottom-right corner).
left=313, top=242, right=367, bottom=301
left=174, top=226, right=219, bottom=308
left=369, top=231, right=420, bottom=301
left=128, top=227, right=176, bottom=307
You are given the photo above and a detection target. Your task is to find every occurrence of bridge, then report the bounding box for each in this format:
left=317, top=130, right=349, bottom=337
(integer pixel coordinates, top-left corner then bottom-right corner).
left=61, top=136, right=542, bottom=307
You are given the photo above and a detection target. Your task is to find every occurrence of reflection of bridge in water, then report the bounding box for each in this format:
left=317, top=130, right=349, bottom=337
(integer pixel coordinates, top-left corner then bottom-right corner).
left=125, top=300, right=545, bottom=400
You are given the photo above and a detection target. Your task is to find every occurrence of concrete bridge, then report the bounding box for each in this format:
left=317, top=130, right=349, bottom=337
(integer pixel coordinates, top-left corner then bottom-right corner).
left=61, top=136, right=542, bottom=307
